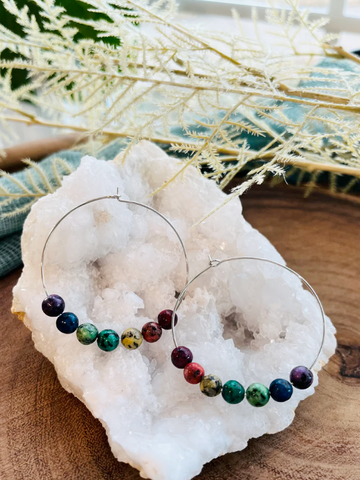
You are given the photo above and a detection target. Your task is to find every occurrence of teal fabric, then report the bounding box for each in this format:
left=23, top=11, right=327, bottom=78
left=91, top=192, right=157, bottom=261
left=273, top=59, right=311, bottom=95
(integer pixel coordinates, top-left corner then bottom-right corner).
left=1, top=58, right=359, bottom=277
left=1, top=151, right=82, bottom=240
left=0, top=232, right=22, bottom=276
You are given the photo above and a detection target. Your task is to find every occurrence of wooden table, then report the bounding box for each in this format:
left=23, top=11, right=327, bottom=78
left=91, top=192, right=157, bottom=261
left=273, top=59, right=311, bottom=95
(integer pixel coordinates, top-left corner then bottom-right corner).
left=1, top=185, right=360, bottom=480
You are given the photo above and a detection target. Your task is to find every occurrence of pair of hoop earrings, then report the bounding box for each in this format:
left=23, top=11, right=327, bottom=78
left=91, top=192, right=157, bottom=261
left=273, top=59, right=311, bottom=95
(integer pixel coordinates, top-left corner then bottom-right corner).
left=41, top=191, right=325, bottom=408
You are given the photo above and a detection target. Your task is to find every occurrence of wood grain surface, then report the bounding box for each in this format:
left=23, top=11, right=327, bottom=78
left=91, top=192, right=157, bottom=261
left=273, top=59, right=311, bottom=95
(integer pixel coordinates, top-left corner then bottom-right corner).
left=1, top=185, right=360, bottom=480
left=0, top=134, right=84, bottom=172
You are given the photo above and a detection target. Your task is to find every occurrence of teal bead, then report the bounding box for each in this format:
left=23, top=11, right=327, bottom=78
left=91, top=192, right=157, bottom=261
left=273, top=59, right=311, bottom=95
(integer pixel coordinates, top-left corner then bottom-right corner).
left=222, top=380, right=245, bottom=404
left=77, top=323, right=98, bottom=345
left=246, top=383, right=270, bottom=407
left=97, top=329, right=119, bottom=352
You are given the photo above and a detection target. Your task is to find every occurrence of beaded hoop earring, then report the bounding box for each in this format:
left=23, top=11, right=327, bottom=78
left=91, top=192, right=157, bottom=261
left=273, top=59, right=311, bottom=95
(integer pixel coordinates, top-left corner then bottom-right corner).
left=40, top=191, right=189, bottom=352
left=170, top=256, right=325, bottom=406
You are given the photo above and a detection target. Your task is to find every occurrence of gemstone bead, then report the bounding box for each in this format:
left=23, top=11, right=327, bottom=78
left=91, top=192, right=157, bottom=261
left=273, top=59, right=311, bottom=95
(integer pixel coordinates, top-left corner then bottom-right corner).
left=42, top=294, right=65, bottom=317
left=142, top=322, right=162, bottom=343
left=290, top=366, right=313, bottom=389
left=184, top=362, right=205, bottom=384
left=97, top=329, right=119, bottom=352
left=269, top=378, right=293, bottom=402
left=76, top=323, right=98, bottom=345
left=171, top=346, right=193, bottom=369
left=121, top=328, right=143, bottom=350
left=222, top=380, right=245, bottom=404
left=158, top=309, right=178, bottom=330
left=200, top=374, right=222, bottom=397
left=56, top=312, right=78, bottom=334
left=246, top=383, right=270, bottom=407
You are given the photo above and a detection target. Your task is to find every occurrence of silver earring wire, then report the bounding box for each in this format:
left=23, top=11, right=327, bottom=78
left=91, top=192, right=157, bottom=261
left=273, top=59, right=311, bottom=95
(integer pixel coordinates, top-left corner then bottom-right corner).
left=41, top=190, right=189, bottom=302
left=171, top=256, right=325, bottom=371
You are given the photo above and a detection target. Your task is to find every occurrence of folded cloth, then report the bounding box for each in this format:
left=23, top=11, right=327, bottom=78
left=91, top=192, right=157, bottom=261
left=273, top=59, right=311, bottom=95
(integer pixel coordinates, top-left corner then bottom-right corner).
left=1, top=150, right=82, bottom=240
left=0, top=232, right=22, bottom=276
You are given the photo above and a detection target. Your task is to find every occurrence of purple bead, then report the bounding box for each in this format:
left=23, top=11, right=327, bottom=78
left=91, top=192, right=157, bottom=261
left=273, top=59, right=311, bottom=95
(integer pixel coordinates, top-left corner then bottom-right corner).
left=42, top=294, right=65, bottom=317
left=290, top=366, right=313, bottom=390
left=171, top=346, right=193, bottom=369
left=158, top=310, right=178, bottom=330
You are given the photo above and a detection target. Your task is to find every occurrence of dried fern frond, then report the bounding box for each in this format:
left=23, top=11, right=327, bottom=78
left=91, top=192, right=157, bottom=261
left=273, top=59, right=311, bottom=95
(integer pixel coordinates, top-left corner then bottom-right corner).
left=0, top=0, right=360, bottom=219
left=0, top=156, right=75, bottom=218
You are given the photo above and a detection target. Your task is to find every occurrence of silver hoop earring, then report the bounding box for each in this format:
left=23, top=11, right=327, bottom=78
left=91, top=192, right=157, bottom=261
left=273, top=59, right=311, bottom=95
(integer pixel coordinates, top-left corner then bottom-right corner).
left=40, top=189, right=189, bottom=352
left=170, top=256, right=325, bottom=407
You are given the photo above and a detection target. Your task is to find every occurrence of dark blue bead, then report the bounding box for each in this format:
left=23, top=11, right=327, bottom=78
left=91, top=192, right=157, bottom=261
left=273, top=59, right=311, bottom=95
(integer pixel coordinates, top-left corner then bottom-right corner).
left=42, top=294, right=65, bottom=317
left=56, top=312, right=79, bottom=334
left=269, top=378, right=293, bottom=402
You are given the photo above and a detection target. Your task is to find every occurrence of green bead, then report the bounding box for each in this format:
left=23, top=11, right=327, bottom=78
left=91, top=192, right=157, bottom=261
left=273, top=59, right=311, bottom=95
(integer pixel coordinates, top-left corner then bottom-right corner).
left=222, top=380, right=245, bottom=404
left=246, top=383, right=270, bottom=407
left=97, top=329, right=119, bottom=352
left=121, top=328, right=143, bottom=350
left=200, top=374, right=222, bottom=397
left=76, top=323, right=98, bottom=345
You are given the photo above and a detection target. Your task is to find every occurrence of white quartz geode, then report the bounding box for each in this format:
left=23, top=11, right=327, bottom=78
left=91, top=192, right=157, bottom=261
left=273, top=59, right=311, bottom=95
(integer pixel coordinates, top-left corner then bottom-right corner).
left=12, top=140, right=336, bottom=480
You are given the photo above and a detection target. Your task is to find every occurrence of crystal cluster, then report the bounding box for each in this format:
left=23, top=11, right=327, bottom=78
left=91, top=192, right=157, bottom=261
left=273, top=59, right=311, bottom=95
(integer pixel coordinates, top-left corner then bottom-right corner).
left=12, top=141, right=336, bottom=480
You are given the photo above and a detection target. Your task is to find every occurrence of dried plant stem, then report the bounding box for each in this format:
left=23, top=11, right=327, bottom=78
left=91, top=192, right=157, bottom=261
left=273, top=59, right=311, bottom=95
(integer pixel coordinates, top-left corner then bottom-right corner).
left=1, top=115, right=181, bottom=143
left=276, top=83, right=349, bottom=104
left=115, top=60, right=350, bottom=105
left=9, top=61, right=357, bottom=108
left=4, top=62, right=360, bottom=114
left=4, top=114, right=360, bottom=179
left=323, top=43, right=360, bottom=66
left=0, top=192, right=45, bottom=198
left=211, top=154, right=360, bottom=178
left=272, top=158, right=360, bottom=177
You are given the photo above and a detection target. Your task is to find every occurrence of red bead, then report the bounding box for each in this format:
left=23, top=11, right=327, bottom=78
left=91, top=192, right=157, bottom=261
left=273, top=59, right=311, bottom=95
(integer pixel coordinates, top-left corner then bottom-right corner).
left=171, top=346, right=193, bottom=369
left=184, top=362, right=204, bottom=384
left=142, top=322, right=162, bottom=343
left=158, top=309, right=178, bottom=330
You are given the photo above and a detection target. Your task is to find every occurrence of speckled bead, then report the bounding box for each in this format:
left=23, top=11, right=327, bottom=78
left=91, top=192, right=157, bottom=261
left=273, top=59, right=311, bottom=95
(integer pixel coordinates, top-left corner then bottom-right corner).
left=222, top=380, right=245, bottom=404
left=184, top=362, right=205, bottom=384
left=290, top=366, right=313, bottom=390
left=246, top=383, right=270, bottom=407
left=121, top=328, right=143, bottom=350
left=171, top=346, right=193, bottom=369
left=42, top=294, right=65, bottom=317
left=56, top=312, right=78, bottom=334
left=158, top=309, right=178, bottom=330
left=269, top=378, right=293, bottom=402
left=76, top=323, right=98, bottom=345
left=97, top=329, right=119, bottom=352
left=200, top=374, right=222, bottom=397
left=142, top=322, right=162, bottom=343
